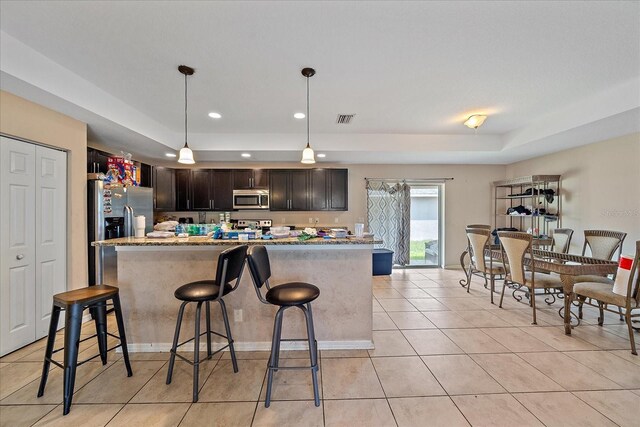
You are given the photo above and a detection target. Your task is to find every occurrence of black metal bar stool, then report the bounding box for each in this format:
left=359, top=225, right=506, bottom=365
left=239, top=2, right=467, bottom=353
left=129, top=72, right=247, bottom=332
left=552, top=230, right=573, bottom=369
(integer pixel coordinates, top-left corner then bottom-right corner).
left=166, top=245, right=248, bottom=402
left=37, top=285, right=133, bottom=415
left=246, top=245, right=320, bottom=407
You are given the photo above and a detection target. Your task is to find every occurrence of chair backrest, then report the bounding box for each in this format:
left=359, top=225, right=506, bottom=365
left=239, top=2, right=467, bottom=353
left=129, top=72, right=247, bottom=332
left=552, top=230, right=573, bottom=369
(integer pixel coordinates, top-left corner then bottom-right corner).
left=246, top=245, right=272, bottom=288
left=551, top=228, right=573, bottom=254
left=467, top=224, right=492, bottom=230
left=582, top=230, right=626, bottom=260
left=215, top=245, right=248, bottom=287
left=497, top=231, right=532, bottom=285
left=466, top=227, right=491, bottom=272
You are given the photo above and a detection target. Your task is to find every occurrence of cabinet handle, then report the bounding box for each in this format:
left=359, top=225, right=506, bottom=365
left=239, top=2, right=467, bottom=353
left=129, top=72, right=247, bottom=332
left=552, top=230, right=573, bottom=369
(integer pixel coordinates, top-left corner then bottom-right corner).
left=16, top=254, right=24, bottom=260
left=211, top=199, right=214, bottom=210
left=187, top=200, right=190, bottom=210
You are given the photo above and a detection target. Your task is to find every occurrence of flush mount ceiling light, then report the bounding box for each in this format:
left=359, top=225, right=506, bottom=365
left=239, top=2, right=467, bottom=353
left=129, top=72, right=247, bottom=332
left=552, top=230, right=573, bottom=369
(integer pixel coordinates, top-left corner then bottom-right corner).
left=177, top=65, right=195, bottom=164
left=294, top=112, right=305, bottom=119
left=241, top=153, right=251, bottom=158
left=317, top=153, right=326, bottom=158
left=300, top=67, right=316, bottom=164
left=208, top=112, right=222, bottom=119
left=165, top=153, right=177, bottom=158
left=464, top=114, right=487, bottom=129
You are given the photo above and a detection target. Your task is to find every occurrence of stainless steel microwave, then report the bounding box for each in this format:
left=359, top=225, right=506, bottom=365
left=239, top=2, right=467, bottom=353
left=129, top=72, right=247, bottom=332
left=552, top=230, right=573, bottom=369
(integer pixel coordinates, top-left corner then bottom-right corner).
left=233, top=189, right=269, bottom=210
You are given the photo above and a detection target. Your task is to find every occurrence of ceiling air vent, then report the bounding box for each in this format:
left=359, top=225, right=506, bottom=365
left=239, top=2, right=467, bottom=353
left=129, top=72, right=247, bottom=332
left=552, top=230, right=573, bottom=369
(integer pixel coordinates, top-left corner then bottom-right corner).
left=336, top=114, right=356, bottom=124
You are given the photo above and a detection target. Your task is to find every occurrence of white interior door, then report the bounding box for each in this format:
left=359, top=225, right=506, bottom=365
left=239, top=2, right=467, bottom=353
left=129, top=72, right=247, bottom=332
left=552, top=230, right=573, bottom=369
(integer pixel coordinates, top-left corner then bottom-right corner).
left=0, top=136, right=37, bottom=355
left=35, top=145, right=67, bottom=338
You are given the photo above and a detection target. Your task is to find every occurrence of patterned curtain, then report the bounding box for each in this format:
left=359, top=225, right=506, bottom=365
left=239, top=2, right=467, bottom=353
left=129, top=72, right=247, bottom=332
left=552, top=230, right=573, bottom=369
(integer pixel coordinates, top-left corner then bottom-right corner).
left=367, top=180, right=411, bottom=266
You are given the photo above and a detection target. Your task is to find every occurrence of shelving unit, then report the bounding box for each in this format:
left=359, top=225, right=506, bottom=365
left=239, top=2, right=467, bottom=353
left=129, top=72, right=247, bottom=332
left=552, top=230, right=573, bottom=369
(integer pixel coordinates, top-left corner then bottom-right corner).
left=493, top=175, right=562, bottom=246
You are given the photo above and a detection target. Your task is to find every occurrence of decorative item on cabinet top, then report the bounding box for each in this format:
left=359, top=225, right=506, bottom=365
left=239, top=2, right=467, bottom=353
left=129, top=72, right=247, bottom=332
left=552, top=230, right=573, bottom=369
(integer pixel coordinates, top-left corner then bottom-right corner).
left=151, top=167, right=348, bottom=212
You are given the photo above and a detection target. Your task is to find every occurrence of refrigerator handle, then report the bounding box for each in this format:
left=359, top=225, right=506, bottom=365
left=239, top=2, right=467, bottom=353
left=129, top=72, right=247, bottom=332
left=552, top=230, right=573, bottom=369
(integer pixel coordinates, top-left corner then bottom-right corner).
left=123, top=205, right=134, bottom=237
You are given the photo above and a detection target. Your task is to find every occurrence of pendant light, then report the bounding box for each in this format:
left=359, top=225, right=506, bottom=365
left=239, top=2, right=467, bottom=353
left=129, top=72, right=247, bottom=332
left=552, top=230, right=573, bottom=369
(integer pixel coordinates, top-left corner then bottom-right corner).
left=178, top=65, right=195, bottom=164
left=300, top=67, right=316, bottom=164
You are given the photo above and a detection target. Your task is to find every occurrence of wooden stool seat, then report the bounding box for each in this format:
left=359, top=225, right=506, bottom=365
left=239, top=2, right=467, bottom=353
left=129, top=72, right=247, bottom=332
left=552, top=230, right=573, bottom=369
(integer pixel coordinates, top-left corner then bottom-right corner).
left=53, top=285, right=119, bottom=306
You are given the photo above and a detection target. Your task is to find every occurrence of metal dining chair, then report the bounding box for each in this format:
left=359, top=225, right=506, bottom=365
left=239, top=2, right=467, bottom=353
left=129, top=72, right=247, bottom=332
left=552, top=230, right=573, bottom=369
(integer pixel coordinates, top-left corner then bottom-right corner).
left=497, top=231, right=563, bottom=324
left=573, top=240, right=640, bottom=355
left=463, top=228, right=504, bottom=303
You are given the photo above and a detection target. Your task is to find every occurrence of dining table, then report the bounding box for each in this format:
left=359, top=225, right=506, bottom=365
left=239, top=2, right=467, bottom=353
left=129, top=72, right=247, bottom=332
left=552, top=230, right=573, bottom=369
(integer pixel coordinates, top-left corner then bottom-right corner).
left=479, top=248, right=618, bottom=334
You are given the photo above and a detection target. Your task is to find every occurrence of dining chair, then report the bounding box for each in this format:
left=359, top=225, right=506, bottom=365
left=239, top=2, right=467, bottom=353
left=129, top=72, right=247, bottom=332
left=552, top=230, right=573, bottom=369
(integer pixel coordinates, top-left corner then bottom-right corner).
left=497, top=231, right=563, bottom=324
left=551, top=228, right=574, bottom=254
left=573, top=240, right=640, bottom=355
left=575, top=230, right=627, bottom=320
left=464, top=228, right=503, bottom=303
left=466, top=224, right=492, bottom=230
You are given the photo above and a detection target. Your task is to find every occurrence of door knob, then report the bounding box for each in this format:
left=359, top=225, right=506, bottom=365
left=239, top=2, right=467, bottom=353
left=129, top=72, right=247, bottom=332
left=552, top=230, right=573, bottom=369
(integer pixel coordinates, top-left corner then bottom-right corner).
left=16, top=254, right=24, bottom=260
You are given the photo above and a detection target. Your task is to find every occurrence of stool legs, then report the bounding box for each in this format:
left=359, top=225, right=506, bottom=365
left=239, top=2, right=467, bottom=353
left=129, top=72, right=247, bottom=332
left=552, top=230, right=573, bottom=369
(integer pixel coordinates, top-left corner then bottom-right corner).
left=303, top=303, right=320, bottom=407
left=92, top=302, right=108, bottom=365
left=192, top=302, right=203, bottom=402
left=62, top=303, right=83, bottom=415
left=265, top=306, right=286, bottom=408
left=166, top=301, right=188, bottom=385
left=37, top=305, right=61, bottom=398
left=205, top=301, right=212, bottom=358
left=219, top=299, right=238, bottom=373
left=112, top=295, right=133, bottom=377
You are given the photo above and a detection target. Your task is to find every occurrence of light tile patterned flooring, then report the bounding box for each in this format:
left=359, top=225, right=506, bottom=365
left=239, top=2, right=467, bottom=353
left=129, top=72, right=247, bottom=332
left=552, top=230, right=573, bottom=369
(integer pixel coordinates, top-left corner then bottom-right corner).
left=1, top=268, right=639, bottom=426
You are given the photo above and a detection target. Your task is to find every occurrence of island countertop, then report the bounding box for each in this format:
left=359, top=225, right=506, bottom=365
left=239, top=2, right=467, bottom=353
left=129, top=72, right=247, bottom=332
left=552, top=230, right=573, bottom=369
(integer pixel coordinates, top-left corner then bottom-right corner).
left=92, top=236, right=379, bottom=247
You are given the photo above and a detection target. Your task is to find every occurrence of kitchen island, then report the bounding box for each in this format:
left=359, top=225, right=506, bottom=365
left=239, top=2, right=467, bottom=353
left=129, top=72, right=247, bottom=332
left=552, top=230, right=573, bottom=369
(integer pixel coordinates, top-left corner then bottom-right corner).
left=92, top=236, right=376, bottom=352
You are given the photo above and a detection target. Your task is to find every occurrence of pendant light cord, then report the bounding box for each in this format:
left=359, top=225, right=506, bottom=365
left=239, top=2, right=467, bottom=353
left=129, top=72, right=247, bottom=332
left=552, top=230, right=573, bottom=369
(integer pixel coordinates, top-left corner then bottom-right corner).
left=184, top=73, right=188, bottom=147
left=306, top=74, right=310, bottom=148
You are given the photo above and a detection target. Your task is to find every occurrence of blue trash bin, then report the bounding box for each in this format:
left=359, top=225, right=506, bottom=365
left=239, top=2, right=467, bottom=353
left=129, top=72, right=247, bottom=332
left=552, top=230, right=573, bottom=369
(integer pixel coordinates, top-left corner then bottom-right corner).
left=372, top=249, right=394, bottom=276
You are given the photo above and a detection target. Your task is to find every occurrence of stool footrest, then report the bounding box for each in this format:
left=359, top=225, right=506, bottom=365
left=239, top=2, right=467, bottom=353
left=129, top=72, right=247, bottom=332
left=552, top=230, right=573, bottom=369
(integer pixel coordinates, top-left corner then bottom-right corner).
left=174, top=330, right=229, bottom=350
left=268, top=365, right=318, bottom=371
left=169, top=343, right=230, bottom=366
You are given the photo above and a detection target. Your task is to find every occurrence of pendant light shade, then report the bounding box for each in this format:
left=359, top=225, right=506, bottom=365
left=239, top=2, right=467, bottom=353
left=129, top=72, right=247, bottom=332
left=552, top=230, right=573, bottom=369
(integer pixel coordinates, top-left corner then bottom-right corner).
left=177, top=65, right=196, bottom=164
left=300, top=67, right=316, bottom=164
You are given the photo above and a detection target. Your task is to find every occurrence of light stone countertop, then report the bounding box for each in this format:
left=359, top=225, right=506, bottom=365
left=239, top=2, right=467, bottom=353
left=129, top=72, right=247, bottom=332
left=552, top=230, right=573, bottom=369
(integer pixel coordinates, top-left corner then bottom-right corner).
left=92, top=236, right=380, bottom=247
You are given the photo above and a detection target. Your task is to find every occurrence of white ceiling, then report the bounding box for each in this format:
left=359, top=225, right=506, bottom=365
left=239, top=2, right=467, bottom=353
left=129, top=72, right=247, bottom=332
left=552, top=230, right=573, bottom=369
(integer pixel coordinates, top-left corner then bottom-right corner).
left=1, top=1, right=639, bottom=164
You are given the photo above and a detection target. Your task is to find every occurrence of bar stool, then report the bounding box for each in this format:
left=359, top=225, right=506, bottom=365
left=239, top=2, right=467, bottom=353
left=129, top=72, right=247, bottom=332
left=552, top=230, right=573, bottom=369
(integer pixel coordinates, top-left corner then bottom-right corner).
left=37, top=285, right=133, bottom=415
left=166, top=245, right=248, bottom=402
left=246, top=245, right=320, bottom=407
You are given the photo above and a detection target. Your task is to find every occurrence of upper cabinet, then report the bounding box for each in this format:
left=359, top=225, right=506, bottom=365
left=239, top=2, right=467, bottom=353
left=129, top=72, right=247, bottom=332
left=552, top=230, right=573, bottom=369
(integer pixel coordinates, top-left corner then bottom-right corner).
left=153, top=167, right=176, bottom=211
left=233, top=169, right=269, bottom=189
left=269, top=169, right=309, bottom=211
left=150, top=167, right=347, bottom=212
left=309, top=168, right=349, bottom=211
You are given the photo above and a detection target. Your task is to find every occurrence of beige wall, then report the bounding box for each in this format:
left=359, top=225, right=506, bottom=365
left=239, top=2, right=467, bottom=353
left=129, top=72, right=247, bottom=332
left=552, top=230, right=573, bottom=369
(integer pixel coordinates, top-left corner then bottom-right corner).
left=160, top=162, right=506, bottom=267
left=1, top=90, right=88, bottom=290
left=506, top=133, right=640, bottom=255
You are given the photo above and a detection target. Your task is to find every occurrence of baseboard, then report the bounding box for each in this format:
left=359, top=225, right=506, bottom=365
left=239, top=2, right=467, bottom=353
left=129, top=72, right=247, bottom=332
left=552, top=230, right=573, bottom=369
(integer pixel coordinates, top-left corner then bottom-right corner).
left=119, top=340, right=374, bottom=353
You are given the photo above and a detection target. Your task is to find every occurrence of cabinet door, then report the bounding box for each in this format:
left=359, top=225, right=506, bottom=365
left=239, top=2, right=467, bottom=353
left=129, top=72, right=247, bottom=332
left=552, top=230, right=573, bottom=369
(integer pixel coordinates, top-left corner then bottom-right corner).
left=269, top=170, right=289, bottom=211
left=153, top=167, right=175, bottom=211
left=253, top=169, right=269, bottom=189
left=211, top=170, right=233, bottom=210
left=175, top=169, right=191, bottom=210
left=139, top=163, right=152, bottom=187
left=191, top=170, right=211, bottom=210
left=328, top=169, right=348, bottom=211
left=87, top=148, right=110, bottom=174
left=232, top=169, right=253, bottom=190
left=309, top=169, right=328, bottom=211
left=290, top=170, right=309, bottom=211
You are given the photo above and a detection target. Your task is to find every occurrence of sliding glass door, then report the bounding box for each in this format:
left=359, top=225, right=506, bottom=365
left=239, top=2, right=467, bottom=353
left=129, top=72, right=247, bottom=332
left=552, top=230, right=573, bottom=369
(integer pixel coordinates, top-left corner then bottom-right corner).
left=409, top=185, right=443, bottom=267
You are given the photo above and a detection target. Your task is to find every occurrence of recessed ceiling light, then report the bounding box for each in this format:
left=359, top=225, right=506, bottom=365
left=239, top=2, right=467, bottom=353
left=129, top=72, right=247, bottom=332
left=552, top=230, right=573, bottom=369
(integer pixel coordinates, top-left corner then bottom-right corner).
left=317, top=153, right=326, bottom=158
left=241, top=153, right=251, bottom=158
left=208, top=112, right=222, bottom=119
left=294, top=112, right=305, bottom=119
left=165, top=153, right=177, bottom=158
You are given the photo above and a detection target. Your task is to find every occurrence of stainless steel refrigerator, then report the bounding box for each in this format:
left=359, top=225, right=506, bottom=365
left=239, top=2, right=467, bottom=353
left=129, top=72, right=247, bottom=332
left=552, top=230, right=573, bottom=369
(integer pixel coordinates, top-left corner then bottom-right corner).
left=88, top=177, right=153, bottom=285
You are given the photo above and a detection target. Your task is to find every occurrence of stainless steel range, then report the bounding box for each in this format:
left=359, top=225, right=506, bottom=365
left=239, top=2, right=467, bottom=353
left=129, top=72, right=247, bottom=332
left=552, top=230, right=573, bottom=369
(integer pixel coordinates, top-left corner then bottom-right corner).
left=237, top=219, right=272, bottom=233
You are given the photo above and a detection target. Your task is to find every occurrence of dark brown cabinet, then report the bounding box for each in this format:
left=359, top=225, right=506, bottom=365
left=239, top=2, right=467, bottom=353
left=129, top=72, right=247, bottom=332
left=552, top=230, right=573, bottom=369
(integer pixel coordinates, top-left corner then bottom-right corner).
left=233, top=169, right=269, bottom=189
left=152, top=167, right=176, bottom=211
left=190, top=170, right=212, bottom=210
left=210, top=170, right=234, bottom=210
left=269, top=169, right=310, bottom=211
left=175, top=169, right=191, bottom=211
left=309, top=168, right=349, bottom=211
